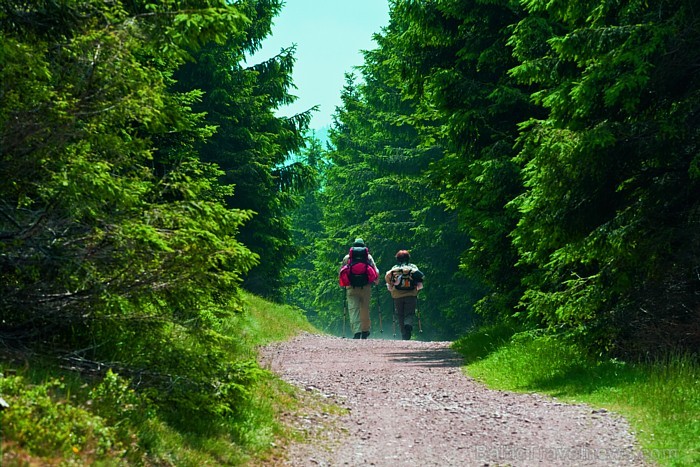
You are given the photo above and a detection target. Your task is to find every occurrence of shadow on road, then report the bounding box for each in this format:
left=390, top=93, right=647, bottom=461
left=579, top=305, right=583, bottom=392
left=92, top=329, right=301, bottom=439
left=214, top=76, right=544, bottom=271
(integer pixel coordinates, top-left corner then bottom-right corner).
left=384, top=348, right=463, bottom=368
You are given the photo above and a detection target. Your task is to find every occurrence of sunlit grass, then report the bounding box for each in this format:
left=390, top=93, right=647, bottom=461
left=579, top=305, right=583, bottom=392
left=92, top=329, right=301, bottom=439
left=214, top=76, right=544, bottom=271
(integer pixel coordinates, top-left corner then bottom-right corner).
left=0, top=291, right=320, bottom=465
left=454, top=326, right=699, bottom=466
left=232, top=291, right=319, bottom=348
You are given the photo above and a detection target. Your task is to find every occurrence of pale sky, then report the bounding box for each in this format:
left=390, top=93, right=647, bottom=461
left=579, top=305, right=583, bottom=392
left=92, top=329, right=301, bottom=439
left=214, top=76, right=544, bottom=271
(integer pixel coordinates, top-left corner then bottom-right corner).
left=248, top=0, right=391, bottom=130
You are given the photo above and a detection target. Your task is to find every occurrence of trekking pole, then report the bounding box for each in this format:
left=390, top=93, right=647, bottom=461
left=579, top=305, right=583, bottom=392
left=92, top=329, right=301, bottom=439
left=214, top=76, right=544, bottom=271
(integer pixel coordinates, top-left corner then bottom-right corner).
left=342, top=291, right=348, bottom=338
left=377, top=291, right=383, bottom=334
left=416, top=297, right=423, bottom=334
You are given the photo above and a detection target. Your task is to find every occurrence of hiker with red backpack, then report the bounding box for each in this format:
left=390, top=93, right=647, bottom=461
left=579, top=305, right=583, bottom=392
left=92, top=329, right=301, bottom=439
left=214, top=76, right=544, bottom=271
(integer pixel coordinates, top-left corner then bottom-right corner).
left=385, top=250, right=425, bottom=340
left=338, top=238, right=380, bottom=339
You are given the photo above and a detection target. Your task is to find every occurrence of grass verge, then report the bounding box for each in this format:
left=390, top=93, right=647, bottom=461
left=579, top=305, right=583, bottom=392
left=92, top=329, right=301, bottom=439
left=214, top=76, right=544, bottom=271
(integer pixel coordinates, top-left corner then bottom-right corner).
left=0, top=291, right=318, bottom=466
left=453, top=325, right=699, bottom=466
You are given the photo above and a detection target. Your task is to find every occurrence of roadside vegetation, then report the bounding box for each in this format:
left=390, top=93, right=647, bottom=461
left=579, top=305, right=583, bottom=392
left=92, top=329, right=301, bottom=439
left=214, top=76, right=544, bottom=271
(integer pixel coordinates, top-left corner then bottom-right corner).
left=454, top=325, right=700, bottom=466
left=0, top=292, right=317, bottom=466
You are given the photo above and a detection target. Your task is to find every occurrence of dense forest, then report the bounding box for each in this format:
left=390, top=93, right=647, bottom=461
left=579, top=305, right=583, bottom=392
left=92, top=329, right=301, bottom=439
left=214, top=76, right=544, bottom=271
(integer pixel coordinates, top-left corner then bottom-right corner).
left=1, top=0, right=698, bottom=437
left=289, top=0, right=700, bottom=356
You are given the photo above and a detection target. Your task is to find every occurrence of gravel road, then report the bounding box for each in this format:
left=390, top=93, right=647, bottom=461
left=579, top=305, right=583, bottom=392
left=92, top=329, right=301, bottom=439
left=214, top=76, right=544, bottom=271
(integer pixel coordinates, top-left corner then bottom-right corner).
left=258, top=333, right=649, bottom=466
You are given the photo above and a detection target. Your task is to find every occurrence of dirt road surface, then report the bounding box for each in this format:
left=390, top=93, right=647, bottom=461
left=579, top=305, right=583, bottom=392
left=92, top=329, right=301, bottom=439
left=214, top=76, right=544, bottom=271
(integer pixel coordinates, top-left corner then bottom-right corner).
left=259, top=333, right=649, bottom=466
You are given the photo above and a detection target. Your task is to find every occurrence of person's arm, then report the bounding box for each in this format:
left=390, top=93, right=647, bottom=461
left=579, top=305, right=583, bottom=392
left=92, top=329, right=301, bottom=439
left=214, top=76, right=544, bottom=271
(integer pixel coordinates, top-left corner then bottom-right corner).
left=384, top=269, right=393, bottom=284
left=384, top=268, right=396, bottom=290
left=368, top=255, right=380, bottom=283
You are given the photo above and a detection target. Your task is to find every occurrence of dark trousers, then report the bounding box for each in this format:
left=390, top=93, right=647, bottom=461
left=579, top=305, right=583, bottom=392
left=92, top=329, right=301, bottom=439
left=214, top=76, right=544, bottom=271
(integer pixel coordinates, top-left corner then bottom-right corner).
left=393, top=296, right=417, bottom=339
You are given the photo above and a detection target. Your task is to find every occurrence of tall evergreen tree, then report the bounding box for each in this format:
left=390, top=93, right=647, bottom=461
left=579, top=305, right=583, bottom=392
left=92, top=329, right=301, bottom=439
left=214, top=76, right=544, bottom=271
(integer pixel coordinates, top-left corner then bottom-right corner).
left=386, top=0, right=534, bottom=321
left=360, top=26, right=481, bottom=338
left=509, top=0, right=700, bottom=354
left=172, top=0, right=313, bottom=300
left=0, top=0, right=267, bottom=419
left=303, top=31, right=480, bottom=338
left=311, top=74, right=383, bottom=333
left=284, top=135, right=327, bottom=319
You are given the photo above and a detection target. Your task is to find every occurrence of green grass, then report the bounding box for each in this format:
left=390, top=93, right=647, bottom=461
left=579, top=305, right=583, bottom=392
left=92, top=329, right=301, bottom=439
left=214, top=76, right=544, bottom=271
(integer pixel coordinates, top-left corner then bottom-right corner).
left=232, top=291, right=319, bottom=348
left=454, top=326, right=700, bottom=466
left=0, top=291, right=319, bottom=466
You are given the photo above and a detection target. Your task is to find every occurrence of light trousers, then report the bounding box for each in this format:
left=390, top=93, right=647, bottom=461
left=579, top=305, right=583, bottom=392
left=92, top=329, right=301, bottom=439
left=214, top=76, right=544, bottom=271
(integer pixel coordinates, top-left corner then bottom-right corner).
left=346, top=285, right=372, bottom=334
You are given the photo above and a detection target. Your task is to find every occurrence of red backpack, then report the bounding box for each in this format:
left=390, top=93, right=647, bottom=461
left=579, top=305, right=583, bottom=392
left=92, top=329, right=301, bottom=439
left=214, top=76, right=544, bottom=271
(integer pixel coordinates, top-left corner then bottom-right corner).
left=339, top=247, right=378, bottom=287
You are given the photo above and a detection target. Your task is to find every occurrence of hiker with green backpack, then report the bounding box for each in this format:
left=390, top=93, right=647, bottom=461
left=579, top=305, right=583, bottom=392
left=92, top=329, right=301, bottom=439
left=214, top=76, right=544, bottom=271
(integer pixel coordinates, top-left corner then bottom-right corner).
left=338, top=238, right=380, bottom=339
left=385, top=250, right=425, bottom=340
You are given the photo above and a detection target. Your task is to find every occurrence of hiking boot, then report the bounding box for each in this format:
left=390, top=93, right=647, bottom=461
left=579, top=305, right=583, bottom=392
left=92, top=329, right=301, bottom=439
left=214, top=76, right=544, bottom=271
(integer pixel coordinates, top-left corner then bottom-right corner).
left=403, top=325, right=413, bottom=340
left=361, top=331, right=370, bottom=339
left=353, top=332, right=361, bottom=339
